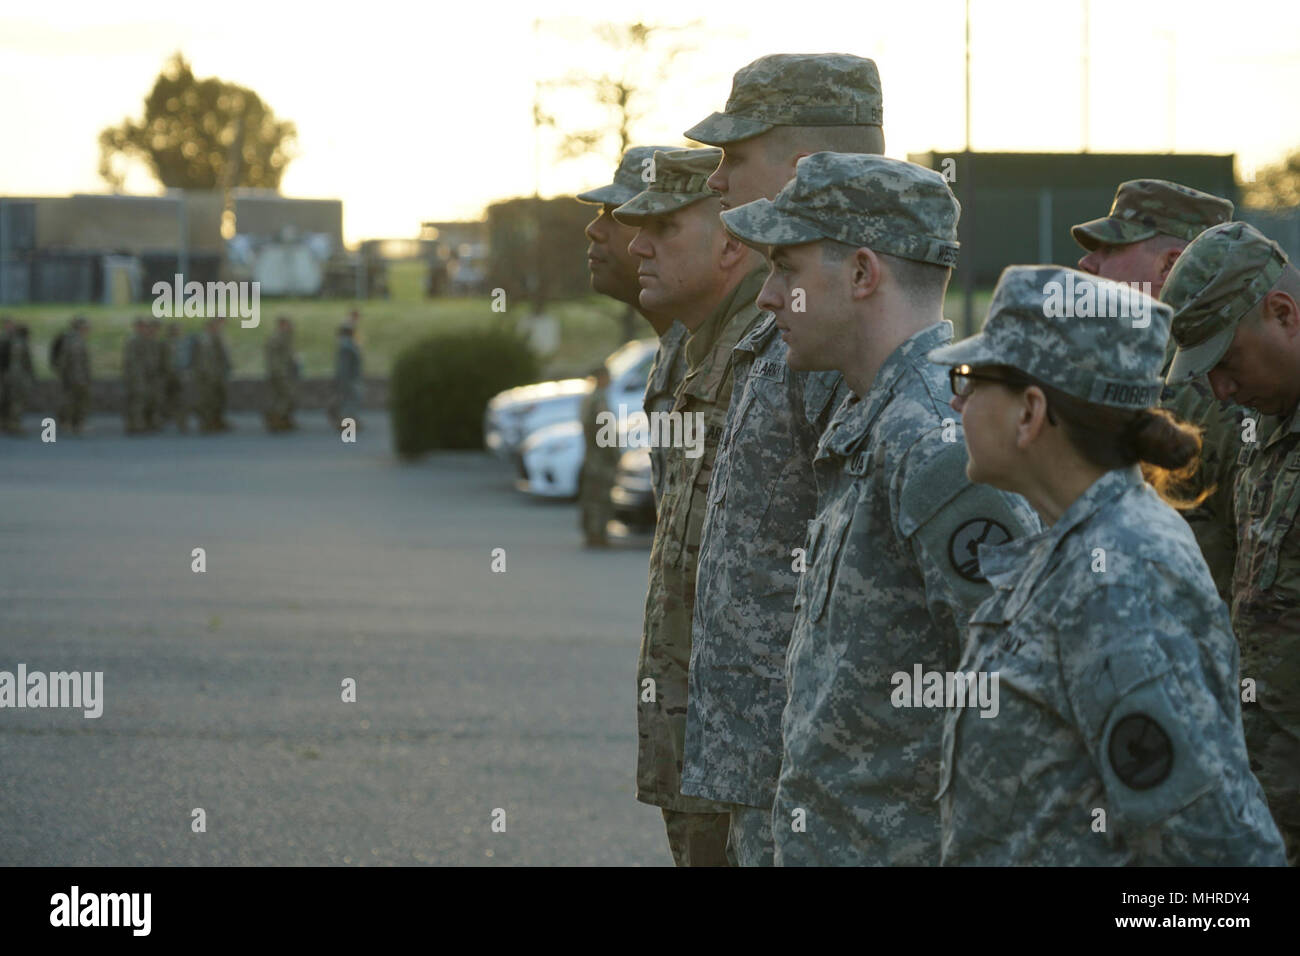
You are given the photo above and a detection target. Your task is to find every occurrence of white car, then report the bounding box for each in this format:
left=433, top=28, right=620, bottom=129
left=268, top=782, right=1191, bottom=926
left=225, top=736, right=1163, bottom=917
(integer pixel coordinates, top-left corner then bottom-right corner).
left=483, top=338, right=657, bottom=461
left=515, top=408, right=651, bottom=500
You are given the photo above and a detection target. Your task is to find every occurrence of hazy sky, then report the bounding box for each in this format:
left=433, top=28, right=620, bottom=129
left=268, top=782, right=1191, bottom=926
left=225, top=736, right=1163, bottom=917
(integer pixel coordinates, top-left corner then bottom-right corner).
left=3, top=0, right=1298, bottom=245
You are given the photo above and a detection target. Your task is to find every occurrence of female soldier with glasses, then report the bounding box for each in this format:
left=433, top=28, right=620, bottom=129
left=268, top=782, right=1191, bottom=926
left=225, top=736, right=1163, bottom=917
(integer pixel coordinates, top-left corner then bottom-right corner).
left=926, top=264, right=1284, bottom=866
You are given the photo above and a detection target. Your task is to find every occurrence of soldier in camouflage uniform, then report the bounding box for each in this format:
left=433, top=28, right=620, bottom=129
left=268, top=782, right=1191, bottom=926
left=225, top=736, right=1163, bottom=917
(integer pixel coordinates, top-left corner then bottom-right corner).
left=1073, top=180, right=1254, bottom=601
left=54, top=316, right=92, bottom=434
left=578, top=366, right=617, bottom=547
left=193, top=316, right=232, bottom=433
left=721, top=154, right=1040, bottom=865
left=1163, top=221, right=1300, bottom=864
left=2, top=323, right=34, bottom=434
left=0, top=317, right=12, bottom=429
left=929, top=264, right=1285, bottom=865
left=577, top=145, right=683, bottom=510
left=263, top=316, right=297, bottom=432
left=613, top=147, right=768, bottom=865
left=680, top=53, right=883, bottom=866
left=332, top=323, right=363, bottom=431
left=158, top=322, right=184, bottom=431
left=122, top=317, right=151, bottom=434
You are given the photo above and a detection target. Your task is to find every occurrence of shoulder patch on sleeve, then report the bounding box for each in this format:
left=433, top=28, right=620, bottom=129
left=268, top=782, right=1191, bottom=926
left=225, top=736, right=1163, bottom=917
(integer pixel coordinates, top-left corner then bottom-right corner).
left=1107, top=713, right=1174, bottom=790
left=948, top=518, right=1014, bottom=581
left=897, top=436, right=977, bottom=537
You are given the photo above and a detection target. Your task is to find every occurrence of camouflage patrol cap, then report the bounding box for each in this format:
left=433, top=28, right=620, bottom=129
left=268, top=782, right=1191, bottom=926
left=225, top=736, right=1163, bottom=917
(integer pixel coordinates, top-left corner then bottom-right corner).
left=612, top=148, right=722, bottom=224
left=1161, top=221, right=1290, bottom=384
left=719, top=153, right=959, bottom=267
left=928, top=265, right=1171, bottom=410
left=1071, top=180, right=1233, bottom=252
left=576, top=145, right=677, bottom=206
left=684, top=53, right=883, bottom=146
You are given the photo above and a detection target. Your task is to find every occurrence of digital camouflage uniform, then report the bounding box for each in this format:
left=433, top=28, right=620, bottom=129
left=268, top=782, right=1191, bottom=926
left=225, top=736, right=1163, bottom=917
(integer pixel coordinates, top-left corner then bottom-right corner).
left=578, top=381, right=618, bottom=545
left=55, top=322, right=91, bottom=432
left=264, top=325, right=297, bottom=431
left=193, top=326, right=231, bottom=432
left=1072, top=179, right=1245, bottom=600
left=930, top=265, right=1284, bottom=865
left=680, top=53, right=881, bottom=867
left=1163, top=221, right=1300, bottom=864
left=643, top=322, right=688, bottom=509
left=614, top=148, right=764, bottom=865
left=121, top=328, right=151, bottom=433
left=722, top=155, right=1041, bottom=865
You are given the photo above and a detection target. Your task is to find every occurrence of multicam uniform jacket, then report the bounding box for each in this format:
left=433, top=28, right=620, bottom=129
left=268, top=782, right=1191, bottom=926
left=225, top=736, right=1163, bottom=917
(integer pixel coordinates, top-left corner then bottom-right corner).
left=643, top=321, right=689, bottom=510
left=636, top=269, right=766, bottom=811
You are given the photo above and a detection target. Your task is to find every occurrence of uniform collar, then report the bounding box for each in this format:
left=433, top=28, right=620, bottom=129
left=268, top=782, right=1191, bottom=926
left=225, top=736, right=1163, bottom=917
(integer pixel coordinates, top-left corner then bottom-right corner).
left=980, top=465, right=1145, bottom=614
left=684, top=267, right=767, bottom=369
left=821, top=321, right=953, bottom=458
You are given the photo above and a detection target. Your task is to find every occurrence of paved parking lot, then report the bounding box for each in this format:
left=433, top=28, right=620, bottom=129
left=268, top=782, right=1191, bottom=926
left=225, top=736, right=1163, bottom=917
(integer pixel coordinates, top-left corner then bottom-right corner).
left=0, top=413, right=668, bottom=865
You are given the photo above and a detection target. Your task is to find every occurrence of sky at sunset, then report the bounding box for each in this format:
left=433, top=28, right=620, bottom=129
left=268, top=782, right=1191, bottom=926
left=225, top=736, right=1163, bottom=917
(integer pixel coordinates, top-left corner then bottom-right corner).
left=3, top=0, right=1298, bottom=245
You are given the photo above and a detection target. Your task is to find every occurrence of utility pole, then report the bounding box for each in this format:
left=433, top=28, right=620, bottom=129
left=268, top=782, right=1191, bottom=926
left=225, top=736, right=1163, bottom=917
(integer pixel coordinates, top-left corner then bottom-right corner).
left=961, top=0, right=975, bottom=337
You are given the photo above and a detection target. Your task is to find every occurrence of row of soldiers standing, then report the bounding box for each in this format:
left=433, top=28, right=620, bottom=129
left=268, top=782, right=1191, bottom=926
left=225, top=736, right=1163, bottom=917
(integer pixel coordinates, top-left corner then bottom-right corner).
left=1, top=313, right=363, bottom=436
left=576, top=53, right=1296, bottom=867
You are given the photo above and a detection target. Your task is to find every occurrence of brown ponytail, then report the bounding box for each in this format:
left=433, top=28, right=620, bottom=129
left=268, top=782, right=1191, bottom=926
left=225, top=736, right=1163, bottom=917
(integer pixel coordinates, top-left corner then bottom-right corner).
left=987, top=366, right=1209, bottom=510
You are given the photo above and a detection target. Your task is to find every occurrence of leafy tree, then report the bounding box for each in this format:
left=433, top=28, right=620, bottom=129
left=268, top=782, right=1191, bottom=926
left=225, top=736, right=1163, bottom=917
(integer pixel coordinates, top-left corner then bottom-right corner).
left=1240, top=148, right=1300, bottom=208
left=98, top=52, right=297, bottom=191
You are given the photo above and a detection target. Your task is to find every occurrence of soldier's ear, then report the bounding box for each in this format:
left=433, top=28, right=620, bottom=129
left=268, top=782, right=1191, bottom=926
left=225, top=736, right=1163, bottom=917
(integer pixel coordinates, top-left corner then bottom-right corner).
left=1156, top=246, right=1182, bottom=283
left=848, top=247, right=882, bottom=300
left=1263, top=289, right=1300, bottom=337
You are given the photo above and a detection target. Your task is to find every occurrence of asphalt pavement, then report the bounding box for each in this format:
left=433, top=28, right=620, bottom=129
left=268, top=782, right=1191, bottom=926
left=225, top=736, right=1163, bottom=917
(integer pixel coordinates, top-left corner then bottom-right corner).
left=0, top=412, right=668, bottom=865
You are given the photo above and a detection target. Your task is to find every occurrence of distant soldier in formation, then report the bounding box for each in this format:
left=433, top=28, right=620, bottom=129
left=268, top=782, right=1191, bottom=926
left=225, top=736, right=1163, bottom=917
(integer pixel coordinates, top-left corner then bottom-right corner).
left=2, top=322, right=34, bottom=435
left=331, top=322, right=363, bottom=431
left=162, top=323, right=187, bottom=432
left=193, top=316, right=232, bottom=433
left=52, top=316, right=92, bottom=434
left=264, top=315, right=298, bottom=432
left=145, top=318, right=169, bottom=430
left=578, top=365, right=617, bottom=547
left=122, top=317, right=151, bottom=434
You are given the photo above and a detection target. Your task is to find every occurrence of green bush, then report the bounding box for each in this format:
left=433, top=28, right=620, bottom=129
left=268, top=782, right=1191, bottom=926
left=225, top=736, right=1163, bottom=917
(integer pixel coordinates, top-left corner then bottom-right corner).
left=389, top=326, right=539, bottom=457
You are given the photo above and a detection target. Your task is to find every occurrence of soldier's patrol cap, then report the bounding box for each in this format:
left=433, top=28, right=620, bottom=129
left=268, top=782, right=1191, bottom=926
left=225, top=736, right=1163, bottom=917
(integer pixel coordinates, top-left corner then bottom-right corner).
left=684, top=53, right=883, bottom=146
left=1071, top=180, right=1234, bottom=252
left=576, top=145, right=676, bottom=206
left=927, top=265, right=1172, bottom=410
left=612, top=148, right=722, bottom=224
left=1161, top=221, right=1291, bottom=384
left=719, top=153, right=960, bottom=267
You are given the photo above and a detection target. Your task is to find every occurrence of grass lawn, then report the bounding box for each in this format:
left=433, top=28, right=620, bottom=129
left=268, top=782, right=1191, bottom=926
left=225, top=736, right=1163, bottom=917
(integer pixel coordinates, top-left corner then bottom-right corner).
left=4, top=256, right=995, bottom=383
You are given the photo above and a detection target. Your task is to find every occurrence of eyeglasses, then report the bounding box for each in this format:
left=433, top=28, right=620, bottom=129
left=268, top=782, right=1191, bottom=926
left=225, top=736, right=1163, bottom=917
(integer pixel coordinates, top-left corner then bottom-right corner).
left=949, top=364, right=1026, bottom=398
left=948, top=364, right=1058, bottom=424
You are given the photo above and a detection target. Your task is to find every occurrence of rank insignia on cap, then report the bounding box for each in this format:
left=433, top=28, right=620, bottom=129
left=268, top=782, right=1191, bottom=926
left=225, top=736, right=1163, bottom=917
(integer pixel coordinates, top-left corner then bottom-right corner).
left=1108, top=713, right=1173, bottom=790
left=948, top=518, right=1012, bottom=582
